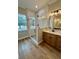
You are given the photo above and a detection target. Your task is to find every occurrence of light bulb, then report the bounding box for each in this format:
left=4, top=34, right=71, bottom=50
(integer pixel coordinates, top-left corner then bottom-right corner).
left=35, top=5, right=38, bottom=8
left=54, top=12, right=57, bottom=15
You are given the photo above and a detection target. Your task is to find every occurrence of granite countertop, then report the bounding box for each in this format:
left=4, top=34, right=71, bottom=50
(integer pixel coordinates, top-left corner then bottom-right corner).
left=43, top=29, right=61, bottom=36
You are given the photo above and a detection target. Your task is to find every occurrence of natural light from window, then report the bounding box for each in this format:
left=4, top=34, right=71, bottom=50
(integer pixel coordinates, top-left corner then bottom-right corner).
left=18, top=14, right=27, bottom=32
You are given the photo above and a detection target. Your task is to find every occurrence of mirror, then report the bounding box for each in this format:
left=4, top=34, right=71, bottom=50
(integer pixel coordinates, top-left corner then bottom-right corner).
left=49, top=9, right=61, bottom=31
left=53, top=13, right=61, bottom=29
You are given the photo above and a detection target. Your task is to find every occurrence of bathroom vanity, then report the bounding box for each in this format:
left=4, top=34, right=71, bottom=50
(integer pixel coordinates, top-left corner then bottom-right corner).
left=42, top=29, right=61, bottom=51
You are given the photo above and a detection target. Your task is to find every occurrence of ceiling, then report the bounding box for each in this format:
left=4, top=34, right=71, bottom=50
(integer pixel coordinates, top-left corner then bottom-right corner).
left=18, top=0, right=58, bottom=12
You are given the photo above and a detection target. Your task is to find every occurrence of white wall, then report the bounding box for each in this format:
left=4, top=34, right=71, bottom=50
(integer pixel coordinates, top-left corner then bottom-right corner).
left=37, top=6, right=49, bottom=28
left=48, top=0, right=61, bottom=12
left=38, top=19, right=48, bottom=28
left=36, top=6, right=49, bottom=44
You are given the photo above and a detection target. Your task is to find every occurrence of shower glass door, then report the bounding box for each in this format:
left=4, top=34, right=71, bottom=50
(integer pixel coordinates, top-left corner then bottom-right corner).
left=30, top=16, right=36, bottom=37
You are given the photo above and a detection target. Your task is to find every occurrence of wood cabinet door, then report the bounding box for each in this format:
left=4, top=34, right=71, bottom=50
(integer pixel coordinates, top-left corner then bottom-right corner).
left=56, top=36, right=61, bottom=50
left=43, top=32, right=61, bottom=51
left=43, top=32, right=49, bottom=41
left=48, top=34, right=57, bottom=47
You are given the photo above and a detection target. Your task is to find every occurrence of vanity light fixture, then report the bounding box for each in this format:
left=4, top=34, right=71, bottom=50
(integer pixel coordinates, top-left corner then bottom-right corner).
left=49, top=9, right=61, bottom=17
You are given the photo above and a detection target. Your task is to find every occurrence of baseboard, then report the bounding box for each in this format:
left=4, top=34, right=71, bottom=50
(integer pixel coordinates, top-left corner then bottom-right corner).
left=31, top=37, right=39, bottom=46
left=18, top=36, right=29, bottom=40
left=38, top=40, right=43, bottom=44
left=31, top=37, right=43, bottom=46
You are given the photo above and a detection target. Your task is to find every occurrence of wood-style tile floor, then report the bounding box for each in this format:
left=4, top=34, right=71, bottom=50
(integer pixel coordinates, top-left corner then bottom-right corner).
left=18, top=38, right=61, bottom=59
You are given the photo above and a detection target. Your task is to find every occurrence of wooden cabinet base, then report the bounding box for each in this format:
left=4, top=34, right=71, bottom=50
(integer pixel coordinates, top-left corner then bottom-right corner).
left=43, top=32, right=61, bottom=51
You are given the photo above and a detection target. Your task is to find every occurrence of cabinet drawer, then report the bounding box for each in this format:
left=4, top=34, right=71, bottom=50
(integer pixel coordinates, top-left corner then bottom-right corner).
left=43, top=32, right=49, bottom=37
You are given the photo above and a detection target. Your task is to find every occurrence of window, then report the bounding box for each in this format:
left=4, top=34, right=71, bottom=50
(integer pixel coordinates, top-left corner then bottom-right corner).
left=18, top=14, right=27, bottom=32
